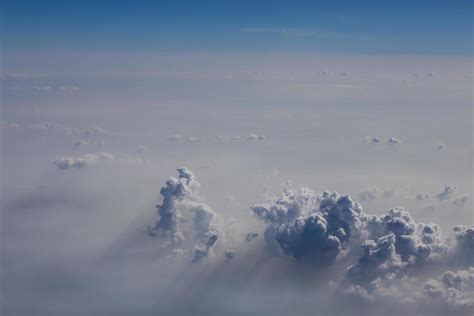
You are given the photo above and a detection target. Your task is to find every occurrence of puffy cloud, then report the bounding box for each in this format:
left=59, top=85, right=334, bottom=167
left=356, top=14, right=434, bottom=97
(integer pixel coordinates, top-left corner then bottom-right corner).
left=224, top=250, right=236, bottom=263
left=421, top=268, right=474, bottom=309
left=245, top=232, right=259, bottom=242
left=149, top=168, right=221, bottom=260
left=193, top=231, right=219, bottom=262
left=364, top=137, right=402, bottom=145
left=359, top=188, right=378, bottom=201
left=386, top=137, right=402, bottom=145
left=359, top=187, right=397, bottom=201
left=452, top=226, right=474, bottom=266
left=166, top=134, right=184, bottom=142
left=248, top=134, right=266, bottom=141
left=83, top=127, right=108, bottom=137
left=435, top=185, right=457, bottom=201
left=32, top=86, right=52, bottom=91
left=135, top=146, right=147, bottom=153
left=54, top=152, right=114, bottom=170
left=364, top=136, right=383, bottom=144
left=53, top=152, right=140, bottom=170
left=452, top=196, right=469, bottom=207
left=416, top=192, right=430, bottom=201
left=365, top=208, right=448, bottom=264
left=383, top=189, right=397, bottom=199
left=347, top=233, right=403, bottom=284
left=252, top=189, right=365, bottom=265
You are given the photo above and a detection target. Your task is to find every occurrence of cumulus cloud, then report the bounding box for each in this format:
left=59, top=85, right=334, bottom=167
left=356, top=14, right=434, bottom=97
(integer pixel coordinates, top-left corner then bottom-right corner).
left=148, top=168, right=221, bottom=260
left=359, top=188, right=379, bottom=201
left=135, top=146, right=147, bottom=153
left=359, top=188, right=397, bottom=201
left=364, top=137, right=402, bottom=145
left=416, top=192, right=430, bottom=201
left=435, top=185, right=457, bottom=201
left=387, top=137, right=402, bottom=145
left=54, top=152, right=114, bottom=170
left=245, top=232, right=259, bottom=242
left=248, top=134, right=266, bottom=141
left=252, top=189, right=365, bottom=265
left=32, top=86, right=52, bottom=91
left=452, top=196, right=469, bottom=206
left=364, top=136, right=382, bottom=144
left=53, top=152, right=140, bottom=170
left=193, top=230, right=219, bottom=262
left=83, top=127, right=109, bottom=137
left=224, top=250, right=236, bottom=263
left=251, top=184, right=471, bottom=293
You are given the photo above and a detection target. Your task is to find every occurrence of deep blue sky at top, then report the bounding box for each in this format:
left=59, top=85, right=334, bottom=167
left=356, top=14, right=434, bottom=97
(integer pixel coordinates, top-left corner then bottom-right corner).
left=1, top=0, right=472, bottom=54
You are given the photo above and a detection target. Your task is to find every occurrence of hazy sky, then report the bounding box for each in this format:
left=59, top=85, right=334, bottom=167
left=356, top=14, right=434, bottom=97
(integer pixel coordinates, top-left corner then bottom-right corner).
left=1, top=1, right=473, bottom=316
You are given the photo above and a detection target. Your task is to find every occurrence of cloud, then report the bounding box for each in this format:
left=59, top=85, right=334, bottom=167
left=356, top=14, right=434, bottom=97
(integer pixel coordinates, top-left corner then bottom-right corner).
left=359, top=187, right=397, bottom=201
left=53, top=152, right=140, bottom=170
left=148, top=168, right=221, bottom=260
left=224, top=250, right=236, bottom=263
left=193, top=231, right=219, bottom=262
left=252, top=189, right=365, bottom=265
left=32, top=86, right=52, bottom=91
left=387, top=137, right=402, bottom=145
left=245, top=232, right=259, bottom=242
left=364, top=137, right=402, bottom=145
left=452, top=196, right=469, bottom=206
left=359, top=188, right=379, bottom=201
left=365, top=136, right=382, bottom=144
left=54, top=153, right=114, bottom=170
left=435, top=185, right=457, bottom=201
left=248, top=134, right=266, bottom=141
left=0, top=73, right=47, bottom=79
left=83, top=127, right=109, bottom=137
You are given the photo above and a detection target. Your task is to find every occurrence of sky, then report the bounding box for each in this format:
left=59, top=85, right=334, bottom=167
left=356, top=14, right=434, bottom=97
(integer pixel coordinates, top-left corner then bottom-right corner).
left=1, top=1, right=473, bottom=316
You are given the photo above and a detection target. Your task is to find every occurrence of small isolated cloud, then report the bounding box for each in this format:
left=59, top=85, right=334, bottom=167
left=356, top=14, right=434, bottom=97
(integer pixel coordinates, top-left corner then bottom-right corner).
left=135, top=146, right=147, bottom=153
left=32, top=86, right=52, bottom=91
left=57, top=86, right=80, bottom=91
left=358, top=188, right=397, bottom=201
left=217, top=135, right=241, bottom=143
left=364, top=136, right=382, bottom=144
left=224, top=250, right=235, bottom=263
left=83, top=127, right=109, bottom=137
left=193, top=231, right=219, bottom=262
left=186, top=136, right=206, bottom=143
left=435, top=185, right=457, bottom=201
left=416, top=192, right=430, bottom=201
left=54, top=153, right=114, bottom=170
left=245, top=232, right=259, bottom=242
left=74, top=139, right=104, bottom=147
left=166, top=134, right=183, bottom=142
left=248, top=134, right=266, bottom=141
left=165, top=134, right=206, bottom=143
left=0, top=73, right=47, bottom=79
left=53, top=152, right=140, bottom=170
left=383, top=189, right=397, bottom=199
left=359, top=188, right=379, bottom=201
left=387, top=137, right=402, bottom=145
left=452, top=196, right=469, bottom=207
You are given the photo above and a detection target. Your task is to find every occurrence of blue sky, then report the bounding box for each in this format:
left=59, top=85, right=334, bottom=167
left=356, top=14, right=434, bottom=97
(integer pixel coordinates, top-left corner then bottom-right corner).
left=2, top=0, right=472, bottom=54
